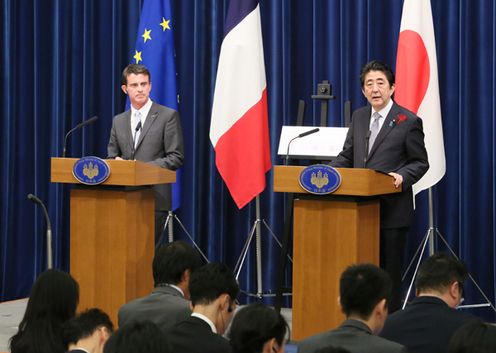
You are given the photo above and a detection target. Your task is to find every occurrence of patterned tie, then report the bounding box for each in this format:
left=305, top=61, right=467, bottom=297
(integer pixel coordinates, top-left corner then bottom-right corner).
left=368, top=112, right=381, bottom=153
left=134, top=111, right=142, bottom=148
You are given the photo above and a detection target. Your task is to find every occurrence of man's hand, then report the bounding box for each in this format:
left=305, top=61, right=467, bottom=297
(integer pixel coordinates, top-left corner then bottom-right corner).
left=115, top=156, right=124, bottom=160
left=388, top=172, right=403, bottom=188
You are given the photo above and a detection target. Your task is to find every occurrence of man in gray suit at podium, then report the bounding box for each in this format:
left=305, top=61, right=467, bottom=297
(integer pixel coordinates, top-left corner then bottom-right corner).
left=107, top=64, right=184, bottom=241
left=298, top=264, right=407, bottom=353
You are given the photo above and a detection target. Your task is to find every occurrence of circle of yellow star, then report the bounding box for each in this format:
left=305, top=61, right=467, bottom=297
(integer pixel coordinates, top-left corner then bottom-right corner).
left=160, top=17, right=171, bottom=31
left=142, top=28, right=152, bottom=43
left=133, top=50, right=143, bottom=64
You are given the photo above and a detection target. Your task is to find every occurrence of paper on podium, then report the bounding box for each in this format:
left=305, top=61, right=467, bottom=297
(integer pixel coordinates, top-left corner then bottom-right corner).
left=277, top=126, right=348, bottom=160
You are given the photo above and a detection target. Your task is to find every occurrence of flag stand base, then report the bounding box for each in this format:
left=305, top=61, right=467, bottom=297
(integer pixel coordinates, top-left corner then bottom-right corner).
left=234, top=195, right=293, bottom=298
left=402, top=188, right=495, bottom=312
left=156, top=211, right=209, bottom=263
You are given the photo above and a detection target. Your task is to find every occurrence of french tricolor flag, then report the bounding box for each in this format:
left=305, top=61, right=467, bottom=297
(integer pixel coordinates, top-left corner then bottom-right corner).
left=210, top=0, right=271, bottom=209
left=396, top=0, right=446, bottom=194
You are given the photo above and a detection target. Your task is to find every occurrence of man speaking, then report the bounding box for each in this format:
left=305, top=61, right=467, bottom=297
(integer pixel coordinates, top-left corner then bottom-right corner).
left=331, top=60, right=429, bottom=311
left=107, top=64, right=184, bottom=241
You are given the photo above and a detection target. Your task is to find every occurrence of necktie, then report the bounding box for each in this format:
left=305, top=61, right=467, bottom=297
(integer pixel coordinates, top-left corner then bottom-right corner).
left=134, top=111, right=142, bottom=148
left=368, top=112, right=381, bottom=153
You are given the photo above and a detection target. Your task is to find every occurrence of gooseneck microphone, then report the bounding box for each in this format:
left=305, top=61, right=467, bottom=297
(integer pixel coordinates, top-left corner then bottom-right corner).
left=285, top=128, right=320, bottom=165
left=27, top=193, right=53, bottom=269
left=364, top=130, right=371, bottom=167
left=62, top=116, right=98, bottom=157
left=131, top=121, right=142, bottom=160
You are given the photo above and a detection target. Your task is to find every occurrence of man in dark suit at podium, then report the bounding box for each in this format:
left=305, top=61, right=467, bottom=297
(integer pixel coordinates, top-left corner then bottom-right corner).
left=107, top=64, right=183, bottom=241
left=331, top=60, right=429, bottom=311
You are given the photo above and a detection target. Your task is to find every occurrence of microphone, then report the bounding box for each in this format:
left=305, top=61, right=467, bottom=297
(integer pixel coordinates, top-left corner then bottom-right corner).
left=62, top=116, right=98, bottom=157
left=285, top=128, right=320, bottom=165
left=364, top=130, right=371, bottom=166
left=131, top=121, right=142, bottom=160
left=27, top=194, right=53, bottom=269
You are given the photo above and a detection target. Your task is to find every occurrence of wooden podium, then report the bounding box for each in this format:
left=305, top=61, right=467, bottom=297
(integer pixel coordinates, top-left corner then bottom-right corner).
left=273, top=165, right=400, bottom=340
left=51, top=157, right=176, bottom=325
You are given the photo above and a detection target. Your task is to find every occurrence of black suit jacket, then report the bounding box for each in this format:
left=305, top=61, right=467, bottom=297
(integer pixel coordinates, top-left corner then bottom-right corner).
left=380, top=296, right=480, bottom=353
left=167, top=316, right=232, bottom=353
left=331, top=102, right=429, bottom=228
left=298, top=319, right=407, bottom=353
left=107, top=102, right=183, bottom=210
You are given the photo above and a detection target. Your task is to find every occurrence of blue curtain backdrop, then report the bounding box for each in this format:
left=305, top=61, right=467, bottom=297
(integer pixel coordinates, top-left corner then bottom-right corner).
left=1, top=0, right=495, bottom=321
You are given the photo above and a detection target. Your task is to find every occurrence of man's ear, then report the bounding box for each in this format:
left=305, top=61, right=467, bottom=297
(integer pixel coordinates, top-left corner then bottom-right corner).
left=376, top=298, right=388, bottom=316
left=121, top=85, right=128, bottom=94
left=181, top=269, right=191, bottom=284
left=449, top=281, right=460, bottom=300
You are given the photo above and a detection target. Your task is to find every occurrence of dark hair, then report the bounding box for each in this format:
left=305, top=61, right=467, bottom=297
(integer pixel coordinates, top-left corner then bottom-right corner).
left=415, top=253, right=468, bottom=294
left=448, top=320, right=496, bottom=353
left=339, top=264, right=392, bottom=319
left=189, top=262, right=239, bottom=306
left=153, top=241, right=203, bottom=286
left=104, top=321, right=170, bottom=353
left=121, top=64, right=151, bottom=85
left=314, top=347, right=352, bottom=353
left=63, top=308, right=114, bottom=347
left=229, top=303, right=289, bottom=353
left=360, top=60, right=395, bottom=87
left=10, top=269, right=80, bottom=353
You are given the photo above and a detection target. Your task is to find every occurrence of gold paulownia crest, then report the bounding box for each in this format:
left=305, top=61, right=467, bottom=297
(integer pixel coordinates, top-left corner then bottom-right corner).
left=310, top=170, right=329, bottom=189
left=83, top=162, right=99, bottom=179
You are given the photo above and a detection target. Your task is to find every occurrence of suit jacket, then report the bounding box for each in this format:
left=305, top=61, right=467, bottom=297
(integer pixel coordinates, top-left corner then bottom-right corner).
left=107, top=102, right=183, bottom=210
left=298, top=319, right=407, bottom=353
left=331, top=102, right=429, bottom=228
left=380, top=296, right=480, bottom=353
left=117, top=285, right=191, bottom=333
left=167, top=316, right=232, bottom=353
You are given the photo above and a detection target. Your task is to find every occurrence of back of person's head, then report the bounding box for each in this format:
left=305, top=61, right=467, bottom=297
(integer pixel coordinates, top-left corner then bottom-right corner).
left=229, top=303, right=289, bottom=353
left=448, top=320, right=496, bottom=353
left=63, top=308, right=114, bottom=347
left=103, top=321, right=169, bottom=353
left=339, top=264, right=392, bottom=319
left=189, top=262, right=239, bottom=306
left=415, top=253, right=468, bottom=294
left=153, top=240, right=202, bottom=286
left=314, top=347, right=352, bottom=353
left=360, top=60, right=395, bottom=87
left=10, top=269, right=80, bottom=353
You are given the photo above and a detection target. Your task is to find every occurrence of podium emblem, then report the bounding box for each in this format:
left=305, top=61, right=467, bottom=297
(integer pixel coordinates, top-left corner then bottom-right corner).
left=73, top=157, right=110, bottom=185
left=299, top=164, right=341, bottom=194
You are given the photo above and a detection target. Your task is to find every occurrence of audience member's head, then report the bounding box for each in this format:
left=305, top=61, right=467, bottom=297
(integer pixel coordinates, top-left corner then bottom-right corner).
left=153, top=240, right=203, bottom=298
left=448, top=320, right=496, bottom=353
left=64, top=308, right=113, bottom=353
left=339, top=263, right=392, bottom=333
left=189, top=262, right=239, bottom=335
left=314, top=347, right=352, bottom=353
left=415, top=252, right=468, bottom=308
left=10, top=269, right=80, bottom=353
left=229, top=303, right=289, bottom=353
left=103, top=321, right=169, bottom=353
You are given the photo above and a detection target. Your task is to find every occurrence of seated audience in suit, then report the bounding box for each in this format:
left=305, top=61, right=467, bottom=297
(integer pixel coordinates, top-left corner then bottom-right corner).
left=297, top=264, right=407, bottom=353
left=167, top=262, right=240, bottom=353
left=380, top=253, right=480, bottom=353
left=448, top=320, right=496, bottom=353
left=118, top=240, right=202, bottom=331
left=63, top=308, right=114, bottom=353
left=228, top=303, right=289, bottom=353
left=9, top=269, right=80, bottom=353
left=103, top=321, right=169, bottom=353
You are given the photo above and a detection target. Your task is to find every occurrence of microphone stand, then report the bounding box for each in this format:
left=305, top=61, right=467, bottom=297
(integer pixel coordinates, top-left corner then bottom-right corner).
left=62, top=116, right=98, bottom=157
left=28, top=194, right=53, bottom=269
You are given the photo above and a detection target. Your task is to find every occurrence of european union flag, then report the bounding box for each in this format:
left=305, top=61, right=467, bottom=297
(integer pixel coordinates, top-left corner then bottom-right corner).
left=132, top=0, right=181, bottom=210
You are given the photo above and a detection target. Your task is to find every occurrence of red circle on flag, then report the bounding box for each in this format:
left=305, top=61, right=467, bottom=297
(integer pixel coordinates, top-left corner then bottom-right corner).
left=395, top=30, right=430, bottom=114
